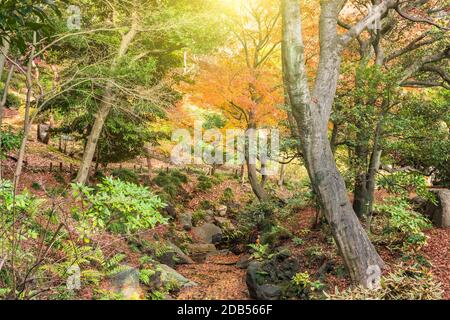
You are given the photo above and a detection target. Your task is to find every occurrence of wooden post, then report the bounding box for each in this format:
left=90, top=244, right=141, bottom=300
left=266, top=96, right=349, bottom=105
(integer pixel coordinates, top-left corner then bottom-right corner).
left=59, top=162, right=63, bottom=172
left=50, top=162, right=53, bottom=172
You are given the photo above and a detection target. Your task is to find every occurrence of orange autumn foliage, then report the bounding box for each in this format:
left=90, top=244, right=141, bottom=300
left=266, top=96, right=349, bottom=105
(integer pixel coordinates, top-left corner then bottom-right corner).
left=187, top=55, right=285, bottom=129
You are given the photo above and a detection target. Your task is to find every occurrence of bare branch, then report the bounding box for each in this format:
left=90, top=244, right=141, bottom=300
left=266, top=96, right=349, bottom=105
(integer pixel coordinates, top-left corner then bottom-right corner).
left=395, top=6, right=450, bottom=31
left=340, top=0, right=398, bottom=47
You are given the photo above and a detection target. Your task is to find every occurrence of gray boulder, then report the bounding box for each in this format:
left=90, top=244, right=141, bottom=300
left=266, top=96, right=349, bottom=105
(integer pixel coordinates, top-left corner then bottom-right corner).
left=192, top=223, right=222, bottom=244
left=415, top=189, right=450, bottom=228
left=236, top=254, right=251, bottom=269
left=245, top=248, right=299, bottom=300
left=158, top=264, right=197, bottom=288
left=214, top=217, right=236, bottom=231
left=246, top=261, right=281, bottom=300
left=430, top=189, right=450, bottom=228
left=187, top=243, right=217, bottom=263
left=167, top=241, right=195, bottom=265
left=109, top=267, right=143, bottom=299
left=179, top=212, right=193, bottom=231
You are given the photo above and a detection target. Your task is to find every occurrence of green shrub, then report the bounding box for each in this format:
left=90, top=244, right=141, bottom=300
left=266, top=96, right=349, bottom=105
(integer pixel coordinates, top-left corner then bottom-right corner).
left=221, top=187, right=234, bottom=203
left=192, top=210, right=206, bottom=226
left=153, top=169, right=188, bottom=199
left=196, top=173, right=222, bottom=192
left=199, top=200, right=213, bottom=210
left=248, top=243, right=273, bottom=261
left=291, top=271, right=325, bottom=295
left=31, top=182, right=41, bottom=190
left=374, top=197, right=431, bottom=249
left=196, top=174, right=213, bottom=191
left=0, top=127, right=21, bottom=156
left=378, top=172, right=436, bottom=203
left=0, top=180, right=44, bottom=223
left=292, top=237, right=304, bottom=246
left=111, top=168, right=139, bottom=184
left=305, top=245, right=324, bottom=262
left=0, top=92, right=21, bottom=108
left=72, top=177, right=167, bottom=236
left=231, top=200, right=278, bottom=244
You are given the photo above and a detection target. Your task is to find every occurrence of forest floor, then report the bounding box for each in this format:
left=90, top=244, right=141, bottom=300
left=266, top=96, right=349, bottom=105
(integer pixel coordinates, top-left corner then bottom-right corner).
left=2, top=146, right=449, bottom=300
left=1, top=110, right=449, bottom=300
left=175, top=208, right=450, bottom=300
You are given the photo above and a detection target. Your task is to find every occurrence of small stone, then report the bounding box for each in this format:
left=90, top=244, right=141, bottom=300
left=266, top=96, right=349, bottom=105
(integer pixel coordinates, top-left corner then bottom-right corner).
left=217, top=205, right=228, bottom=217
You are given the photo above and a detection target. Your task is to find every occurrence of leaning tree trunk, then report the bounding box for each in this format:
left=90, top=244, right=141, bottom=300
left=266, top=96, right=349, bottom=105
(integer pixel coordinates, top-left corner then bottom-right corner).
left=75, top=83, right=113, bottom=184
left=282, top=0, right=384, bottom=287
left=278, top=163, right=286, bottom=187
left=0, top=65, right=15, bottom=179
left=246, top=117, right=268, bottom=201
left=0, top=37, right=10, bottom=81
left=365, top=114, right=385, bottom=216
left=75, top=15, right=138, bottom=184
left=240, top=164, right=245, bottom=185
left=353, top=137, right=370, bottom=218
left=13, top=33, right=36, bottom=191
left=260, top=155, right=268, bottom=187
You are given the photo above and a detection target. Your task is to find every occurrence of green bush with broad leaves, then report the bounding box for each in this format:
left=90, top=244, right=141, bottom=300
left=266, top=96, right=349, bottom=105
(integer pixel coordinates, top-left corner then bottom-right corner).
left=0, top=180, right=44, bottom=224
left=374, top=197, right=431, bottom=249
left=0, top=128, right=22, bottom=156
left=291, top=272, right=324, bottom=293
left=378, top=172, right=436, bottom=203
left=71, top=177, right=167, bottom=236
left=248, top=243, right=273, bottom=261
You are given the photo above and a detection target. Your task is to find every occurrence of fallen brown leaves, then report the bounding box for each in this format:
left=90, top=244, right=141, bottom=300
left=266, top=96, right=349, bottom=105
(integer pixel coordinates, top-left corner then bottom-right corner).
left=421, top=228, right=450, bottom=299
left=176, top=254, right=248, bottom=300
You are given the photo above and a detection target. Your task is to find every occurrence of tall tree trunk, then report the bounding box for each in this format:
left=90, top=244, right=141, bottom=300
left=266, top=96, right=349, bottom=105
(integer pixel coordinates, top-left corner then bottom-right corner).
left=13, top=33, right=36, bottom=191
left=144, top=143, right=153, bottom=180
left=278, top=163, right=286, bottom=187
left=260, top=155, right=268, bottom=187
left=0, top=38, right=10, bottom=81
left=75, top=15, right=138, bottom=184
left=246, top=116, right=268, bottom=201
left=366, top=149, right=382, bottom=215
left=282, top=0, right=384, bottom=287
left=0, top=65, right=15, bottom=179
left=247, top=161, right=267, bottom=201
left=75, top=83, right=113, bottom=184
left=353, top=136, right=369, bottom=218
left=365, top=113, right=385, bottom=216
